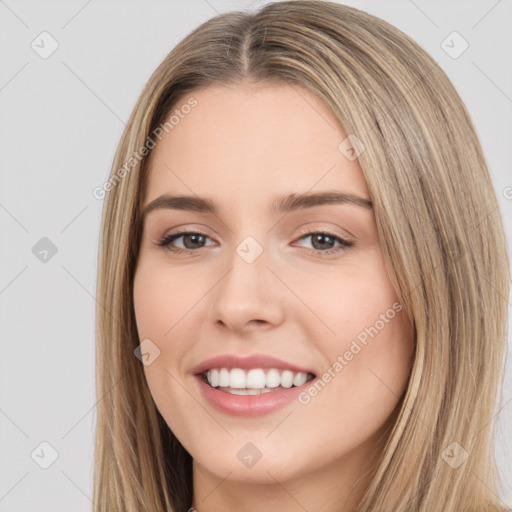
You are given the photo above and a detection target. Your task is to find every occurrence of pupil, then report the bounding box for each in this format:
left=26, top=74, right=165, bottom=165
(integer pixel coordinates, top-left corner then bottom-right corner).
left=314, top=234, right=333, bottom=250
left=185, top=234, right=204, bottom=249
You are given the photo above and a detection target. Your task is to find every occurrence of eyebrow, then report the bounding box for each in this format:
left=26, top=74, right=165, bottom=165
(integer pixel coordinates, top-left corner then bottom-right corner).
left=141, top=190, right=372, bottom=220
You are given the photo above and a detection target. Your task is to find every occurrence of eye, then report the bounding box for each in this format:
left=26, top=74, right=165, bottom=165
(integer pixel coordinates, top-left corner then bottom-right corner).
left=294, top=228, right=353, bottom=255
left=157, top=231, right=215, bottom=253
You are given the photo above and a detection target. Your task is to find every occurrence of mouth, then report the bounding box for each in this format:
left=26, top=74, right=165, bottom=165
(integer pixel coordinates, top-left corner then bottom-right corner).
left=200, top=367, right=316, bottom=395
left=191, top=354, right=317, bottom=416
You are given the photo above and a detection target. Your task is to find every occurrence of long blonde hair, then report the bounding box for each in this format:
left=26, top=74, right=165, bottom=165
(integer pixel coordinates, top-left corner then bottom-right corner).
left=93, top=1, right=510, bottom=510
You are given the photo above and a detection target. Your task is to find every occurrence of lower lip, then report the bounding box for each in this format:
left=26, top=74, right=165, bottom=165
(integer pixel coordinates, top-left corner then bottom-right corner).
left=195, top=375, right=311, bottom=416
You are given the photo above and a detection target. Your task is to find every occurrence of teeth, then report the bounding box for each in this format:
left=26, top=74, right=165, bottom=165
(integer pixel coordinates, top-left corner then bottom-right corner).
left=218, top=368, right=230, bottom=387
left=293, top=372, right=308, bottom=386
left=246, top=369, right=266, bottom=389
left=207, top=369, right=219, bottom=387
left=225, top=387, right=274, bottom=395
left=230, top=368, right=246, bottom=388
left=205, top=367, right=312, bottom=391
left=266, top=368, right=281, bottom=388
left=227, top=388, right=258, bottom=395
left=280, top=370, right=294, bottom=388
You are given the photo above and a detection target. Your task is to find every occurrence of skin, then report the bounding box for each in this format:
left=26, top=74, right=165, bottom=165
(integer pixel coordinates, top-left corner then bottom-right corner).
left=133, top=82, right=413, bottom=512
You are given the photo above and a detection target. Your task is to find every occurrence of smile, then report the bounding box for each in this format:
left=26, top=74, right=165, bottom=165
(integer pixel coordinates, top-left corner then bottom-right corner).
left=192, top=354, right=317, bottom=416
left=203, top=367, right=315, bottom=395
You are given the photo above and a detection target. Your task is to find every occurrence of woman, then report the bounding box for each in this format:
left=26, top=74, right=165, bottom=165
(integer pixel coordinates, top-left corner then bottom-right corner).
left=93, top=1, right=510, bottom=510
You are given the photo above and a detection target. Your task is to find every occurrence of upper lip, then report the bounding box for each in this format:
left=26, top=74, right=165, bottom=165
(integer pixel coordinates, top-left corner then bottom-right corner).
left=191, top=354, right=315, bottom=376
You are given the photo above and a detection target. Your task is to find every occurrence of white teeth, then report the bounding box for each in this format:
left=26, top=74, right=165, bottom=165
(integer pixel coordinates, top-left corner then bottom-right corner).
left=229, top=368, right=246, bottom=388
left=266, top=368, right=281, bottom=388
left=208, top=369, right=219, bottom=387
left=246, top=369, right=266, bottom=389
left=218, top=368, right=230, bottom=387
left=225, top=388, right=267, bottom=395
left=280, top=370, right=294, bottom=388
left=225, top=388, right=248, bottom=395
left=293, top=372, right=308, bottom=387
left=205, top=367, right=313, bottom=390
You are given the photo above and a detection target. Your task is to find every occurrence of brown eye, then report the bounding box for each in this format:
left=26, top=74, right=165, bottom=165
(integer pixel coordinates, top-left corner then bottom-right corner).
left=157, top=231, right=214, bottom=252
left=295, top=230, right=353, bottom=255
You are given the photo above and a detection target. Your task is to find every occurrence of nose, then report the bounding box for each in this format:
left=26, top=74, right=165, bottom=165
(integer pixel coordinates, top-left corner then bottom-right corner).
left=207, top=241, right=286, bottom=335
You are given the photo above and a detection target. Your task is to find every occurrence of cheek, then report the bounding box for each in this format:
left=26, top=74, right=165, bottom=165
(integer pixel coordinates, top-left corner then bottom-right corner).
left=133, top=266, right=191, bottom=439
left=299, top=312, right=412, bottom=454
left=133, top=260, right=200, bottom=341
left=343, top=309, right=413, bottom=400
left=303, top=254, right=413, bottom=418
left=133, top=260, right=206, bottom=413
left=301, top=255, right=403, bottom=343
left=133, top=264, right=181, bottom=396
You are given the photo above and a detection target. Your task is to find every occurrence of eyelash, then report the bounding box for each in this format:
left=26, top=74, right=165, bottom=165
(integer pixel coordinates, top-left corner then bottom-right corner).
left=156, top=228, right=353, bottom=256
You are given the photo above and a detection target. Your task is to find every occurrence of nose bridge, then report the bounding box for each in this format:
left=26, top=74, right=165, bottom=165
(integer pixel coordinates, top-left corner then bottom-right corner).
left=208, top=233, right=284, bottom=330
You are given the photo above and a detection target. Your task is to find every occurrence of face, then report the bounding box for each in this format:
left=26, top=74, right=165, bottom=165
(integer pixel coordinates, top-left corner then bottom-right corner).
left=133, top=83, right=413, bottom=500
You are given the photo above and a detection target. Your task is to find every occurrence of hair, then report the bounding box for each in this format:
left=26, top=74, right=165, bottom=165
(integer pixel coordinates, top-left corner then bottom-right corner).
left=93, top=1, right=510, bottom=510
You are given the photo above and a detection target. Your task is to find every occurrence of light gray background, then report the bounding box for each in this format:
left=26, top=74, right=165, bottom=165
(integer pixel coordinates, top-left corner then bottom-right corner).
left=0, top=1, right=510, bottom=510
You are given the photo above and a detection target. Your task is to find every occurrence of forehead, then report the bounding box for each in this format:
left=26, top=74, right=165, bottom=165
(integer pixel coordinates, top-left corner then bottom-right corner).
left=144, top=83, right=369, bottom=204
